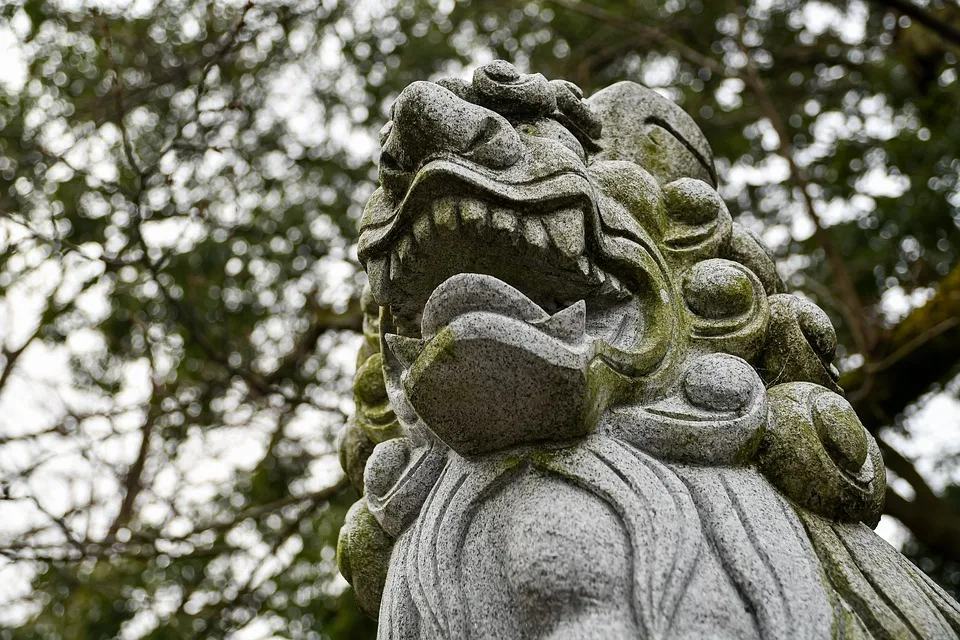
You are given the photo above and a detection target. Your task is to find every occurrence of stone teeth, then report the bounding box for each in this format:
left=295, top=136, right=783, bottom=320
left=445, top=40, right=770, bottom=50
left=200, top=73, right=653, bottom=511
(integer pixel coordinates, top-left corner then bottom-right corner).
left=522, top=218, right=550, bottom=251
left=491, top=207, right=519, bottom=239
left=390, top=249, right=403, bottom=282
left=433, top=197, right=459, bottom=233
left=459, top=198, right=489, bottom=231
left=577, top=256, right=591, bottom=277
left=604, top=273, right=623, bottom=296
left=593, top=268, right=629, bottom=299
left=366, top=256, right=389, bottom=297
left=592, top=264, right=607, bottom=285
left=413, top=214, right=434, bottom=245
left=544, top=208, right=585, bottom=258
left=396, top=234, right=415, bottom=263
left=534, top=300, right=586, bottom=343
left=384, top=333, right=425, bottom=369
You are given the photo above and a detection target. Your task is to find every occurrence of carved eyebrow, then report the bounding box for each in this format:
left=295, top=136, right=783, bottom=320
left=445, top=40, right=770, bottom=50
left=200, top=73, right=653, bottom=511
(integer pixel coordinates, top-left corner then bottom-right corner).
left=644, top=116, right=717, bottom=186
left=552, top=113, right=603, bottom=154
left=510, top=114, right=599, bottom=153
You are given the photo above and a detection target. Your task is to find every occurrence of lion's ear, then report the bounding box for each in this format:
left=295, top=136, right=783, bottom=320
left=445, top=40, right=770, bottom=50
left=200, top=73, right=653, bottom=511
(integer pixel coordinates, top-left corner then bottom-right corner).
left=586, top=81, right=717, bottom=187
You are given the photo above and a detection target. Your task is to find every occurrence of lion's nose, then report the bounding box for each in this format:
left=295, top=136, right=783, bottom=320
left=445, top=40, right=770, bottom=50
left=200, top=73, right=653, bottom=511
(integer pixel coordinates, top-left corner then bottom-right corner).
left=381, top=81, right=521, bottom=179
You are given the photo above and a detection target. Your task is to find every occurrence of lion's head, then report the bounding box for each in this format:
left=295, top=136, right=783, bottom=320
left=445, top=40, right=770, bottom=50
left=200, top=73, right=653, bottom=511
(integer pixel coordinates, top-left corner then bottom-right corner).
left=351, top=60, right=827, bottom=454
left=338, top=62, right=879, bottom=618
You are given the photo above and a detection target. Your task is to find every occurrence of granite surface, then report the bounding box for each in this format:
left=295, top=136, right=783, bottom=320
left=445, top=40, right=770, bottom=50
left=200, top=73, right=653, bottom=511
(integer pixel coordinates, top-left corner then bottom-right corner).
left=336, top=61, right=960, bottom=638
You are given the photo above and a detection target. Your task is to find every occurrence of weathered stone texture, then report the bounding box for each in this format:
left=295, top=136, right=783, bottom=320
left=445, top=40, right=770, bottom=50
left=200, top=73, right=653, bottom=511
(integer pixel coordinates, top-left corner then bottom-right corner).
left=337, top=60, right=960, bottom=638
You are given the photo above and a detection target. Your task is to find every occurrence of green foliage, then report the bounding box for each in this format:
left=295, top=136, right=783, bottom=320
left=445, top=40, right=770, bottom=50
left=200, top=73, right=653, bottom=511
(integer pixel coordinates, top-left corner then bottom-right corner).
left=0, top=0, right=958, bottom=638
left=904, top=483, right=960, bottom=600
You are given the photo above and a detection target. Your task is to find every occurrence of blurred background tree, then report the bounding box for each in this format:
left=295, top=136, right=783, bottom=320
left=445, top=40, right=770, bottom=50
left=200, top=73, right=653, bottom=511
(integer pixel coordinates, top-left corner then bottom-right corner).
left=0, top=0, right=957, bottom=638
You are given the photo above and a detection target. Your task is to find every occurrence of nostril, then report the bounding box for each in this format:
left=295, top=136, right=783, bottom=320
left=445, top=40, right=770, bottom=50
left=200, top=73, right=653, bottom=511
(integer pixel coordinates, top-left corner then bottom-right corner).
left=378, top=144, right=414, bottom=200
left=380, top=149, right=402, bottom=171
left=462, top=115, right=521, bottom=169
left=466, top=117, right=498, bottom=153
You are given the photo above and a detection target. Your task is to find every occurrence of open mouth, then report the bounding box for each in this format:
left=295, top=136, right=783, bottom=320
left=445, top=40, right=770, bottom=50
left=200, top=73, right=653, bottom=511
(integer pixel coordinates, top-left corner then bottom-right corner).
left=358, top=162, right=678, bottom=452
left=360, top=163, right=640, bottom=348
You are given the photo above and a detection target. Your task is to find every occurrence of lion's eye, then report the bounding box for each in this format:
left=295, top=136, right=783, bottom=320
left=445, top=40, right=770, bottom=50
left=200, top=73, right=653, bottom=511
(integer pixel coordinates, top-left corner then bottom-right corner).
left=517, top=119, right=585, bottom=161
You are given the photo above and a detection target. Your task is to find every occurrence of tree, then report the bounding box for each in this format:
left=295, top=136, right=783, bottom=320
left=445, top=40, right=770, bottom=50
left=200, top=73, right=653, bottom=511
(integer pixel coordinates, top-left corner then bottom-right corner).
left=0, top=0, right=957, bottom=638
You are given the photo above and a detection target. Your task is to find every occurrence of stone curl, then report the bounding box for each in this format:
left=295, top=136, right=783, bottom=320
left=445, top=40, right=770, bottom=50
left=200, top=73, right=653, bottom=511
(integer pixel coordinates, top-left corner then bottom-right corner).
left=758, top=382, right=885, bottom=526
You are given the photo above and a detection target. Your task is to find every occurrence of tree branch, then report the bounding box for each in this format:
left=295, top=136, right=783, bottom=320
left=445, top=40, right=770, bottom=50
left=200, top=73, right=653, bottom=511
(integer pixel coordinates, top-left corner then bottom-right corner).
left=548, top=0, right=737, bottom=79
left=99, top=16, right=144, bottom=181
left=843, top=260, right=960, bottom=433
left=105, top=396, right=159, bottom=540
left=877, top=437, right=941, bottom=504
left=884, top=489, right=960, bottom=561
left=728, top=12, right=876, bottom=357
left=869, top=0, right=960, bottom=48
left=0, top=329, right=40, bottom=397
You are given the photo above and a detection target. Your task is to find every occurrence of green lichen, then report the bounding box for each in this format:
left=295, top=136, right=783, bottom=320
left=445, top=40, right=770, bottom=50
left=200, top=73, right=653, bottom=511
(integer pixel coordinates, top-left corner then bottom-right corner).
left=407, top=328, right=457, bottom=384
left=337, top=498, right=395, bottom=619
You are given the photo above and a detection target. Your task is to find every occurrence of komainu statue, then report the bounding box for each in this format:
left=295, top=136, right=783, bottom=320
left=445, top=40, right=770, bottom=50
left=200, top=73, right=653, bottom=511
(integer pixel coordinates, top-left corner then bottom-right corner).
left=336, top=60, right=960, bottom=638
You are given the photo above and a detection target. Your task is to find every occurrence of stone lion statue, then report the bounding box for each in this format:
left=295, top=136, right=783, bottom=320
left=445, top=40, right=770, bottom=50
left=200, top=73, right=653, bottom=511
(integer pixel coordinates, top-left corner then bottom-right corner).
left=336, top=60, right=960, bottom=638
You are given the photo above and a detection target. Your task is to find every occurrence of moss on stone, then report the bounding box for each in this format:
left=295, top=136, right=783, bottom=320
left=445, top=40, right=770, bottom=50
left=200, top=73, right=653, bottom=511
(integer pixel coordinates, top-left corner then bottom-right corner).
left=337, top=498, right=395, bottom=619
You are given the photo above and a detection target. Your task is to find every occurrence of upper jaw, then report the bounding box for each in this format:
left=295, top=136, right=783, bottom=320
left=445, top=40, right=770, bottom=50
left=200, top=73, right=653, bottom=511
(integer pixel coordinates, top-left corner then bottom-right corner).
left=359, top=160, right=636, bottom=336
left=358, top=157, right=595, bottom=260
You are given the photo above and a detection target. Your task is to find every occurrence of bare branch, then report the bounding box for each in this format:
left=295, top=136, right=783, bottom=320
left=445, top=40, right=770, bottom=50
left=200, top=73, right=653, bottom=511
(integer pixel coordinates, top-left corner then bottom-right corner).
left=869, top=0, right=960, bottom=48
left=158, top=0, right=256, bottom=162
left=844, top=261, right=960, bottom=432
left=105, top=397, right=159, bottom=541
left=0, top=327, right=40, bottom=396
left=726, top=11, right=877, bottom=357
left=98, top=16, right=144, bottom=180
left=1, top=212, right=130, bottom=267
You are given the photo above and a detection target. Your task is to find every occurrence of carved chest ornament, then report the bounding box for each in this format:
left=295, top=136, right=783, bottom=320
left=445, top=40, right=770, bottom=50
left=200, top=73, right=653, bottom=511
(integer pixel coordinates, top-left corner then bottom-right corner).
left=337, top=61, right=960, bottom=639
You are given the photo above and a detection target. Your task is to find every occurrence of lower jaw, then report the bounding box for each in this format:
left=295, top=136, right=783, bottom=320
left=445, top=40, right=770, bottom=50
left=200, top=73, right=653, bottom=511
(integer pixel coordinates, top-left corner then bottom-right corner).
left=379, top=273, right=649, bottom=455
